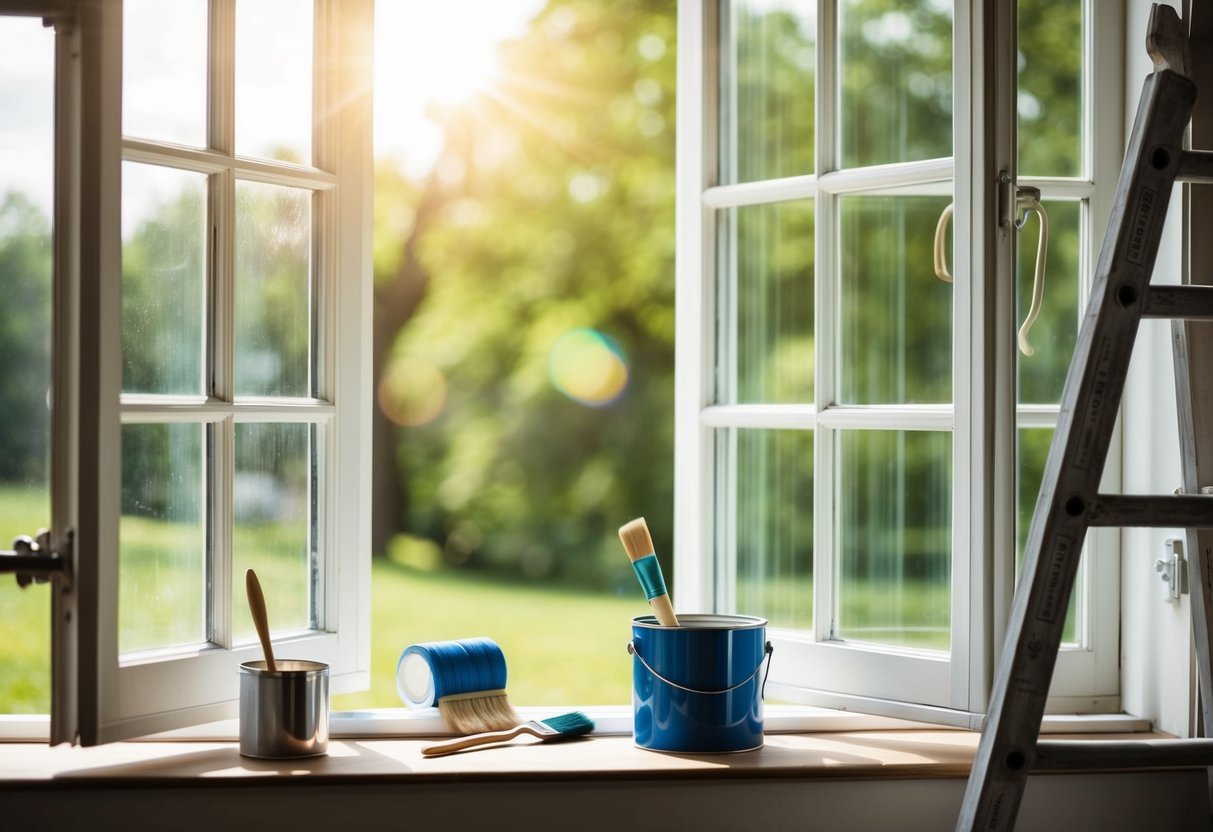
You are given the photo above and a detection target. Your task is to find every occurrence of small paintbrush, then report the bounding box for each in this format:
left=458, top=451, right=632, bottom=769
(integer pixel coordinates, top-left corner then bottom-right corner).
left=618, top=517, right=679, bottom=626
left=421, top=712, right=595, bottom=757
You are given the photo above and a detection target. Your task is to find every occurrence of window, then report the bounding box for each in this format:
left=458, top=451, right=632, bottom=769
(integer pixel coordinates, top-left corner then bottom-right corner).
left=675, top=0, right=1123, bottom=720
left=0, top=0, right=371, bottom=742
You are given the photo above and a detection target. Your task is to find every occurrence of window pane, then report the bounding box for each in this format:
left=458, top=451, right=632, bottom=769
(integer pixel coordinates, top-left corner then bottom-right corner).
left=123, top=0, right=208, bottom=146
left=838, top=0, right=952, bottom=169
left=122, top=162, right=207, bottom=395
left=120, top=423, right=206, bottom=654
left=719, top=0, right=816, bottom=184
left=1017, top=200, right=1080, bottom=405
left=1017, top=427, right=1079, bottom=644
left=0, top=16, right=55, bottom=713
left=837, top=429, right=950, bottom=650
left=233, top=423, right=315, bottom=643
left=236, top=0, right=313, bottom=164
left=732, top=429, right=813, bottom=630
left=719, top=199, right=814, bottom=404
left=1018, top=0, right=1083, bottom=178
left=235, top=180, right=312, bottom=397
left=838, top=194, right=952, bottom=404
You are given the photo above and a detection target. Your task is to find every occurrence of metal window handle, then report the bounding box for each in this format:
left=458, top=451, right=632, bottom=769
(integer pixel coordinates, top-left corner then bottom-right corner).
left=931, top=187, right=1050, bottom=356
left=0, top=529, right=71, bottom=588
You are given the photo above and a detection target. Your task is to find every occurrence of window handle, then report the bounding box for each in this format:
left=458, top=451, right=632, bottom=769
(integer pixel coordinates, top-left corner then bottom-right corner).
left=1014, top=187, right=1048, bottom=357
left=933, top=202, right=955, bottom=284
left=931, top=192, right=1049, bottom=356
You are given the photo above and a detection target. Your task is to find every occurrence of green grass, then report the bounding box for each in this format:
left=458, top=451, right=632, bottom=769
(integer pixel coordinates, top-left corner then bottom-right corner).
left=333, top=560, right=640, bottom=709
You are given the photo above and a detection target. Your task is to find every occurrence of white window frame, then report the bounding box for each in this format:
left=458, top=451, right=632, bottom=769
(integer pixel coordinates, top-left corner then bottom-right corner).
left=675, top=0, right=1125, bottom=724
left=9, top=0, right=372, bottom=744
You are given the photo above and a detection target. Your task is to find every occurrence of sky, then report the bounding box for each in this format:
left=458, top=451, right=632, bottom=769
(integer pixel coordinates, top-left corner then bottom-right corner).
left=0, top=2, right=545, bottom=221
left=373, top=0, right=544, bottom=174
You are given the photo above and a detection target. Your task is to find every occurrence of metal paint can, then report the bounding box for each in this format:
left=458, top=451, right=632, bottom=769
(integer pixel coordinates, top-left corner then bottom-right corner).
left=630, top=613, right=771, bottom=753
left=239, top=659, right=330, bottom=759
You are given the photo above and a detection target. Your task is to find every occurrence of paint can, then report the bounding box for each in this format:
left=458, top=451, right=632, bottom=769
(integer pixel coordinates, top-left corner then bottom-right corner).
left=239, top=659, right=329, bottom=759
left=629, top=613, right=772, bottom=753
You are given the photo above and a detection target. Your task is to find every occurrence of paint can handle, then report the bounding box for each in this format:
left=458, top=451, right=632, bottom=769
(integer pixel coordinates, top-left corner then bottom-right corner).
left=627, top=640, right=773, bottom=697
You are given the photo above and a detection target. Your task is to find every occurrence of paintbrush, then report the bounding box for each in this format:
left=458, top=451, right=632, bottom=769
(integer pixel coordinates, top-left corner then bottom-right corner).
left=421, top=712, right=594, bottom=757
left=618, top=517, right=679, bottom=626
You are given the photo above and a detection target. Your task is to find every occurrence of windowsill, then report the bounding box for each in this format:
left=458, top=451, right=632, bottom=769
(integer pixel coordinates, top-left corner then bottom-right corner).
left=0, top=729, right=1182, bottom=788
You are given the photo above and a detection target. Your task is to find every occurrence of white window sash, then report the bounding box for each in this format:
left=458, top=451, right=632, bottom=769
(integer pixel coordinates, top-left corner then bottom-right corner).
left=675, top=0, right=1123, bottom=722
left=48, top=0, right=372, bottom=744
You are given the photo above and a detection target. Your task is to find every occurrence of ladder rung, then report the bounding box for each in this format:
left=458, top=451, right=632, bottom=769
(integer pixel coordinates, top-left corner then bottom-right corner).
left=1087, top=494, right=1213, bottom=527
left=1032, top=738, right=1213, bottom=771
left=1177, top=149, right=1213, bottom=183
left=1143, top=285, right=1213, bottom=319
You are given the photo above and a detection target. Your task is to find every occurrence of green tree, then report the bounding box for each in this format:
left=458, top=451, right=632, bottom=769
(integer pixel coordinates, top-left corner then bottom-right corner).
left=0, top=192, right=52, bottom=484
left=376, top=0, right=677, bottom=586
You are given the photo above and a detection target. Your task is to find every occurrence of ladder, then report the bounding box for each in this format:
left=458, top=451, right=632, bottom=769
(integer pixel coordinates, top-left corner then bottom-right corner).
left=958, top=5, right=1213, bottom=830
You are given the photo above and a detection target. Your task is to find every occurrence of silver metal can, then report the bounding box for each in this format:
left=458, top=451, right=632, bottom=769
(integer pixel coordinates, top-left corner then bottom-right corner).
left=239, top=659, right=330, bottom=759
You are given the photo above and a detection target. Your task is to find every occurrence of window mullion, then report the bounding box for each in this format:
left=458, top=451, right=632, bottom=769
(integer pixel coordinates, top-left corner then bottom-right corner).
left=208, top=0, right=235, bottom=650
left=812, top=0, right=837, bottom=646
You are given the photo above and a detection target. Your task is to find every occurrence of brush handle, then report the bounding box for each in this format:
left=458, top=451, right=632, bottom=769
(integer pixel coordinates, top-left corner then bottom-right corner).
left=421, top=723, right=540, bottom=757
left=245, top=569, right=277, bottom=673
left=649, top=593, right=679, bottom=627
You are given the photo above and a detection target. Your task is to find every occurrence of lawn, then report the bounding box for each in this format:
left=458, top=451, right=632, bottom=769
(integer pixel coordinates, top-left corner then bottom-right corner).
left=0, top=484, right=644, bottom=712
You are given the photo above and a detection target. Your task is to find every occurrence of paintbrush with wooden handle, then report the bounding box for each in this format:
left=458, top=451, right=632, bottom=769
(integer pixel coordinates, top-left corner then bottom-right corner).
left=618, top=517, right=679, bottom=626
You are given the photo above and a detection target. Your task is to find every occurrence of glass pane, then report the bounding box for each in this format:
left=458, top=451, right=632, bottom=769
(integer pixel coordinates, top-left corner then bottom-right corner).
left=719, top=0, right=816, bottom=184
left=1017, top=427, right=1079, bottom=644
left=236, top=0, right=313, bottom=164
left=719, top=199, right=814, bottom=404
left=122, top=162, right=207, bottom=395
left=233, top=423, right=314, bottom=643
left=120, top=424, right=206, bottom=653
left=0, top=16, right=55, bottom=713
left=235, top=180, right=312, bottom=397
left=1018, top=0, right=1083, bottom=178
left=838, top=194, right=952, bottom=404
left=838, top=0, right=952, bottom=169
left=733, top=429, right=813, bottom=629
left=123, top=0, right=208, bottom=146
left=1017, top=200, right=1080, bottom=405
left=837, top=429, right=951, bottom=650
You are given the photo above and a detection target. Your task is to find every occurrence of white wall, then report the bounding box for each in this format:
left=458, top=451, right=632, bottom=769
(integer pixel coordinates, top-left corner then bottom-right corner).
left=1119, top=0, right=1195, bottom=738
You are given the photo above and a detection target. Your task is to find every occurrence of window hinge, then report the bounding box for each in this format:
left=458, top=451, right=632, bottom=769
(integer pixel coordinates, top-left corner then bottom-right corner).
left=0, top=529, right=73, bottom=590
left=1155, top=537, right=1188, bottom=603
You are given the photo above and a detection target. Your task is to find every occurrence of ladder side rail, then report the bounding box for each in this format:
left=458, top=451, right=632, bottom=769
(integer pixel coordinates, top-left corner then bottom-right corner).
left=958, top=67, right=1197, bottom=832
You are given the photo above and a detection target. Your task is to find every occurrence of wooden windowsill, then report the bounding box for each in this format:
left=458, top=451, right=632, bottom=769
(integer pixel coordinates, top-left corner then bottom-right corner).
left=0, top=730, right=1177, bottom=788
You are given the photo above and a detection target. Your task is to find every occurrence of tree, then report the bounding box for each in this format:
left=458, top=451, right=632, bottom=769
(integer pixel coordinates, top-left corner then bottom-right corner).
left=375, top=0, right=678, bottom=587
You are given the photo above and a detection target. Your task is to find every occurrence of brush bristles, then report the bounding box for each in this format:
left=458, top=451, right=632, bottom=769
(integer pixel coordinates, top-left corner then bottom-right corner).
left=539, top=711, right=594, bottom=738
left=438, top=690, right=520, bottom=735
left=618, top=517, right=655, bottom=563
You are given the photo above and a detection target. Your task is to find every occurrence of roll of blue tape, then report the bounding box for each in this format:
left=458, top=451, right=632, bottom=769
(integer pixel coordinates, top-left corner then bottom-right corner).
left=396, top=637, right=509, bottom=708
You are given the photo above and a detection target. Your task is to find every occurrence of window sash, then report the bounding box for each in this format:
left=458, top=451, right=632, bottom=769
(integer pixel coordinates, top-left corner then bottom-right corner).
left=44, top=0, right=372, bottom=744
left=676, top=0, right=1121, bottom=720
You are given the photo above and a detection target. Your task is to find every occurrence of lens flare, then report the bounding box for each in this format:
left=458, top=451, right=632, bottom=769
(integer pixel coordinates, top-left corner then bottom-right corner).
left=548, top=328, right=629, bottom=407
left=378, top=357, right=448, bottom=427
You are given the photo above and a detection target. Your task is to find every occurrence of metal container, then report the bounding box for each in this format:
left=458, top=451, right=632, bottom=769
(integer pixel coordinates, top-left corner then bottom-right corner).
left=630, top=614, right=771, bottom=753
left=239, top=659, right=330, bottom=759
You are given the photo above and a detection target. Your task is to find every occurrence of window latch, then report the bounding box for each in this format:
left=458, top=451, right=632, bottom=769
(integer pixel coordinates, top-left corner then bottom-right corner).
left=1156, top=537, right=1189, bottom=604
left=0, top=529, right=72, bottom=589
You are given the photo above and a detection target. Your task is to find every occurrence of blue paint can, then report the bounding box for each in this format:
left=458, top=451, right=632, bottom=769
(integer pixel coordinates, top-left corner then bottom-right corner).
left=630, top=613, right=772, bottom=753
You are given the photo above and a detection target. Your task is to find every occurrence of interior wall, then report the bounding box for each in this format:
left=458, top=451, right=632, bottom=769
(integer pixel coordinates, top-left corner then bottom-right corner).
left=1119, top=0, right=1194, bottom=738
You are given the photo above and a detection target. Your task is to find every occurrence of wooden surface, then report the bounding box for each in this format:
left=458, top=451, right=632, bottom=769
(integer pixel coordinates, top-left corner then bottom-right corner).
left=0, top=731, right=1180, bottom=789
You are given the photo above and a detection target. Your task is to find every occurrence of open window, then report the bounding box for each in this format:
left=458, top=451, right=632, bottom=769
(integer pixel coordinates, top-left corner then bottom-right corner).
left=674, top=0, right=1123, bottom=722
left=3, top=0, right=372, bottom=745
